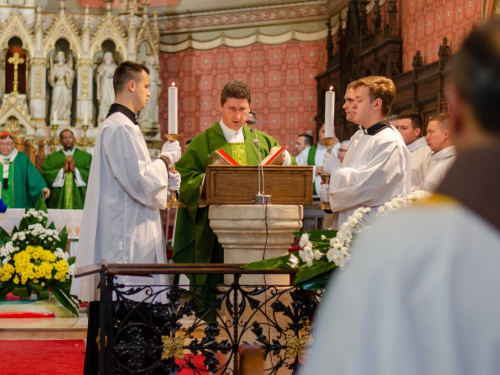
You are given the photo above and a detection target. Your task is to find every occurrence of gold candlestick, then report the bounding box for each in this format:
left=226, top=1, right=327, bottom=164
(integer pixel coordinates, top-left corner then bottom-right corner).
left=81, top=124, right=89, bottom=152
left=165, top=134, right=185, bottom=209
left=317, top=137, right=335, bottom=211
left=51, top=123, right=59, bottom=153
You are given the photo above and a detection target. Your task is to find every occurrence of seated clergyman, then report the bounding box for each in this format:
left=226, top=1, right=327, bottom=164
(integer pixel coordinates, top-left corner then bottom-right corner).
left=0, top=132, right=49, bottom=208
left=173, top=80, right=295, bottom=302
left=41, top=129, right=92, bottom=209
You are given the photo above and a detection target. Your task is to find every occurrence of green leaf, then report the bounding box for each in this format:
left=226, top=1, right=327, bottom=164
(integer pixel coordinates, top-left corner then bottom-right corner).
left=0, top=226, right=12, bottom=245
left=12, top=285, right=31, bottom=298
left=50, top=284, right=79, bottom=316
left=293, top=272, right=333, bottom=290
left=68, top=256, right=76, bottom=266
left=0, top=282, right=14, bottom=301
left=18, top=217, right=29, bottom=232
left=47, top=221, right=56, bottom=230
left=55, top=227, right=68, bottom=251
left=11, top=225, right=18, bottom=236
left=240, top=254, right=294, bottom=270
left=292, top=261, right=336, bottom=286
left=293, top=229, right=337, bottom=242
left=35, top=198, right=48, bottom=214
left=27, top=281, right=43, bottom=294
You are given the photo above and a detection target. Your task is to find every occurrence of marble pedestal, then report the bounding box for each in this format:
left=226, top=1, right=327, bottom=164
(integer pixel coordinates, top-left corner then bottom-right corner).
left=209, top=204, right=303, bottom=285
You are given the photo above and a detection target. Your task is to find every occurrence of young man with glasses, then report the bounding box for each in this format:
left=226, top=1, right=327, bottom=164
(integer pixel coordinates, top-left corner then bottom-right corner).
left=0, top=132, right=49, bottom=208
left=173, top=80, right=294, bottom=308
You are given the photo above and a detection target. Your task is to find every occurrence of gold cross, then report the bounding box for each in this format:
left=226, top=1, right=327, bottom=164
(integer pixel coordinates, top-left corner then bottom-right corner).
left=8, top=52, right=25, bottom=95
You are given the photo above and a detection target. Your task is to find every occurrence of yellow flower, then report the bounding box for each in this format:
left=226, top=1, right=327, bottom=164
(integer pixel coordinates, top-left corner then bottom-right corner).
left=13, top=275, right=19, bottom=284
left=41, top=282, right=45, bottom=287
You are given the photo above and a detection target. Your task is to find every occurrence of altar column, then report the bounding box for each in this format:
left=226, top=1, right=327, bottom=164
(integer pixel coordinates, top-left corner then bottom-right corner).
left=29, top=4, right=47, bottom=129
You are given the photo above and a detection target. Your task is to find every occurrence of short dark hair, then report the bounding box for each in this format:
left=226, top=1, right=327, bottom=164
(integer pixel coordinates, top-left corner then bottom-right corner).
left=113, top=61, right=150, bottom=93
left=398, top=111, right=422, bottom=130
left=220, top=80, right=251, bottom=105
left=352, top=76, right=396, bottom=116
left=0, top=134, right=14, bottom=142
left=299, top=134, right=313, bottom=147
left=59, top=129, right=74, bottom=139
left=450, top=20, right=500, bottom=134
left=249, top=111, right=257, bottom=119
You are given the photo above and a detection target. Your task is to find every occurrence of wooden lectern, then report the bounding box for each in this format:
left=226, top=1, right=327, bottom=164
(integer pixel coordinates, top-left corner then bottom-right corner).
left=202, top=165, right=313, bottom=205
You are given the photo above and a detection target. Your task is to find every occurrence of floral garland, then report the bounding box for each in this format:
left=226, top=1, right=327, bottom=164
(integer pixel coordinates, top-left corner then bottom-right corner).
left=243, top=191, right=431, bottom=290
left=0, top=199, right=78, bottom=315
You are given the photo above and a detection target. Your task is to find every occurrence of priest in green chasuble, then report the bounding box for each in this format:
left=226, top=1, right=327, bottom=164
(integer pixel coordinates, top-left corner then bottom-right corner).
left=0, top=133, right=50, bottom=208
left=174, top=80, right=296, bottom=304
left=41, top=129, right=92, bottom=209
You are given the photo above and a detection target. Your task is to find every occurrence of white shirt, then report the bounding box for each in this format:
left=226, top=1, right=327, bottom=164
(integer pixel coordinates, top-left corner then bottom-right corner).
left=295, top=146, right=310, bottom=166
left=219, top=119, right=292, bottom=165
left=302, top=204, right=500, bottom=375
left=71, top=112, right=171, bottom=302
left=407, top=137, right=432, bottom=189
left=51, top=148, right=87, bottom=188
left=326, top=127, right=411, bottom=229
left=420, top=145, right=456, bottom=192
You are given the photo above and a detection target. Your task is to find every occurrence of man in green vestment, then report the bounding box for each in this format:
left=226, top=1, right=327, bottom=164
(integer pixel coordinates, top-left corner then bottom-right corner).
left=41, top=129, right=92, bottom=209
left=173, top=80, right=296, bottom=308
left=0, top=133, right=50, bottom=208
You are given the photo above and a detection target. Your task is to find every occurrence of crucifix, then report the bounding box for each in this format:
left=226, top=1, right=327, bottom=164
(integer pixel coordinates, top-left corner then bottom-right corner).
left=8, top=52, right=25, bottom=95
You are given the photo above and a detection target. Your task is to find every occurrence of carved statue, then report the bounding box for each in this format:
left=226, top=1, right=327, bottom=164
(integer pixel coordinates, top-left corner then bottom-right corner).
left=48, top=51, right=75, bottom=121
left=138, top=55, right=159, bottom=124
left=96, top=51, right=117, bottom=120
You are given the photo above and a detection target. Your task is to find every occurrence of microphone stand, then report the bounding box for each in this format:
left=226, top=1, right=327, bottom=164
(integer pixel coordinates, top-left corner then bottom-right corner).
left=251, top=129, right=272, bottom=204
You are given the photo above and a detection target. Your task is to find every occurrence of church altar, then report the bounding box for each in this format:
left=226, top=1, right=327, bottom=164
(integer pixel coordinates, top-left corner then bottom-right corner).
left=0, top=208, right=82, bottom=239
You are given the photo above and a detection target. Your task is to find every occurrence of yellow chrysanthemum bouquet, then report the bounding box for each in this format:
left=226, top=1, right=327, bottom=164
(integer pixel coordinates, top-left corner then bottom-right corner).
left=0, top=199, right=78, bottom=315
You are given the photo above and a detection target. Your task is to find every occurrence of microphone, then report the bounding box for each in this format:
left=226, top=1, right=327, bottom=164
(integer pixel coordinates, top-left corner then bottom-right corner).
left=250, top=129, right=271, bottom=204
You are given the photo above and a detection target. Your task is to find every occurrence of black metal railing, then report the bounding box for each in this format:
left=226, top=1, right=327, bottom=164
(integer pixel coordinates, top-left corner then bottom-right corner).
left=80, top=263, right=323, bottom=375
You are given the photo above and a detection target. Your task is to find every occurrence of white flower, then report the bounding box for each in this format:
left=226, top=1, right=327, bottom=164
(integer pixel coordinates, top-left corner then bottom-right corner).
left=320, top=234, right=326, bottom=240
left=288, top=255, right=299, bottom=269
left=305, top=258, right=313, bottom=267
left=314, top=250, right=323, bottom=260
left=299, top=233, right=309, bottom=248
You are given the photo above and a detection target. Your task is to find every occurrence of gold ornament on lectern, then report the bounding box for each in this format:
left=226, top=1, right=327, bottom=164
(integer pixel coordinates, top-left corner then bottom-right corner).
left=165, top=134, right=185, bottom=209
left=316, top=137, right=335, bottom=211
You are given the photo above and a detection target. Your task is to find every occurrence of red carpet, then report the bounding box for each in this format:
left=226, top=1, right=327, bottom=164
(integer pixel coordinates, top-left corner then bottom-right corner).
left=0, top=340, right=207, bottom=374
left=0, top=340, right=85, bottom=375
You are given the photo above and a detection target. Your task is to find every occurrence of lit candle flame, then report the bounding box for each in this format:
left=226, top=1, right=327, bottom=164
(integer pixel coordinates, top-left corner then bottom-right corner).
left=329, top=86, right=333, bottom=91
left=172, top=82, right=176, bottom=87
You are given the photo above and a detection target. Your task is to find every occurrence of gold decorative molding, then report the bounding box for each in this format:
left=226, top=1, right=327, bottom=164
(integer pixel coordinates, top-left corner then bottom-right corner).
left=35, top=68, right=42, bottom=97
left=82, top=69, right=89, bottom=98
left=285, top=334, right=309, bottom=359
left=161, top=336, right=185, bottom=360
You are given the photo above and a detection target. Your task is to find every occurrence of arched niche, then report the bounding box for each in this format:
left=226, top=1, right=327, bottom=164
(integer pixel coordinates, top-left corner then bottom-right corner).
left=4, top=37, right=28, bottom=95
left=46, top=38, right=77, bottom=127
left=93, top=40, right=122, bottom=126
left=137, top=40, right=154, bottom=64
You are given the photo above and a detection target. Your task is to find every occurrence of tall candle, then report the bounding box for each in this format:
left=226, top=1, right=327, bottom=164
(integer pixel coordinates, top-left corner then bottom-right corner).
left=168, top=83, right=178, bottom=134
left=325, top=86, right=335, bottom=138
left=53, top=110, right=58, bottom=125
left=83, top=110, right=88, bottom=125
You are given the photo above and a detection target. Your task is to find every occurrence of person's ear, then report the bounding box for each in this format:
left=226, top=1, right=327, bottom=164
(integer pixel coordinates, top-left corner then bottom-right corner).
left=218, top=101, right=223, bottom=113
left=415, top=127, right=421, bottom=137
left=127, top=79, right=136, bottom=93
left=445, top=84, right=464, bottom=137
left=374, top=98, right=382, bottom=111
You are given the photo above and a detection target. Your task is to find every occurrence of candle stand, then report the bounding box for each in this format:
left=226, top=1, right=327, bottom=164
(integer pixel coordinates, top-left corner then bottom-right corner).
left=316, top=137, right=334, bottom=211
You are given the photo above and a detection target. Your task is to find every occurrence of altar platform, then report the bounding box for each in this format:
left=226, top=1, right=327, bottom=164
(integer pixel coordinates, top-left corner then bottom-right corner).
left=0, top=315, right=88, bottom=340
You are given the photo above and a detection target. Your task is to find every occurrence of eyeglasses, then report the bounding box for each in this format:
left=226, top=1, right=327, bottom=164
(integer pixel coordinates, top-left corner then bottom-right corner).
left=223, top=106, right=249, bottom=114
left=0, top=143, right=14, bottom=147
left=339, top=148, right=348, bottom=152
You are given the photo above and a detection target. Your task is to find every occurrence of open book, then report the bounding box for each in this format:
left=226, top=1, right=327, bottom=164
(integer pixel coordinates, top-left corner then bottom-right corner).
left=205, top=146, right=287, bottom=166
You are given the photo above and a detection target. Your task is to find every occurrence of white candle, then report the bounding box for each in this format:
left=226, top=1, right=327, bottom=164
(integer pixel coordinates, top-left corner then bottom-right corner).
left=53, top=110, right=58, bottom=124
left=83, top=111, right=88, bottom=125
left=168, top=83, right=178, bottom=134
left=325, top=87, right=335, bottom=138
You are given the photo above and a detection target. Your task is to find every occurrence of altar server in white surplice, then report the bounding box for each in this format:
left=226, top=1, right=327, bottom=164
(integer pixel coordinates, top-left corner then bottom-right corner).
left=71, top=62, right=181, bottom=304
left=301, top=22, right=500, bottom=375
left=420, top=113, right=456, bottom=192
left=320, top=76, right=411, bottom=229
left=394, top=112, right=432, bottom=189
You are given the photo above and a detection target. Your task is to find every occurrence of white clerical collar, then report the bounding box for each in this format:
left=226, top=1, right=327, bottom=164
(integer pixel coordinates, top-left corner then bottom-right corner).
left=63, top=148, right=75, bottom=156
left=0, top=148, right=18, bottom=163
left=431, top=145, right=456, bottom=161
left=220, top=119, right=244, bottom=142
left=407, top=137, right=429, bottom=153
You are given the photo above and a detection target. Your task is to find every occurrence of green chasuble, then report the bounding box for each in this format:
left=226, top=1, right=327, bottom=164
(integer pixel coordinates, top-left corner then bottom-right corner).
left=307, top=145, right=318, bottom=195
left=174, top=121, right=296, bottom=297
left=1, top=151, right=47, bottom=208
left=41, top=149, right=92, bottom=209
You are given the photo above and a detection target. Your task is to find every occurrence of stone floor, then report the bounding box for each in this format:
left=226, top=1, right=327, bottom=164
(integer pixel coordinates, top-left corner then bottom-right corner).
left=0, top=314, right=88, bottom=340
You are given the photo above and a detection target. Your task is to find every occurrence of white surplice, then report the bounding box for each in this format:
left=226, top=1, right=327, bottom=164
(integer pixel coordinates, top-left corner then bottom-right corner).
left=301, top=204, right=500, bottom=375
left=326, top=127, right=411, bottom=229
left=295, top=146, right=310, bottom=166
left=407, top=137, right=432, bottom=189
left=420, top=145, right=456, bottom=192
left=310, top=142, right=341, bottom=197
left=70, top=112, right=170, bottom=302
